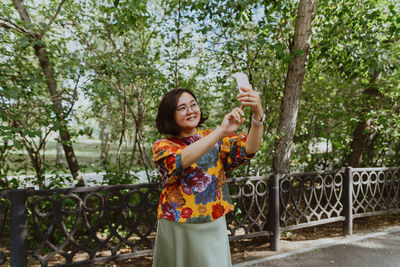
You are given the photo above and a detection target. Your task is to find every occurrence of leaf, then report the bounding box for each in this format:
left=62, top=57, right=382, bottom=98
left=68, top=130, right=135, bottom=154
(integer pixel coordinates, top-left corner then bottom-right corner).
left=16, top=36, right=31, bottom=49
left=13, top=140, right=22, bottom=150
left=5, top=88, right=19, bottom=99
left=39, top=22, right=48, bottom=30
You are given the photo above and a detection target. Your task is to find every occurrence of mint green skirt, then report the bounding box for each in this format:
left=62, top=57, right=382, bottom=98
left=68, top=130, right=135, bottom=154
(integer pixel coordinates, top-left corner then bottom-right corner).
left=152, top=215, right=232, bottom=267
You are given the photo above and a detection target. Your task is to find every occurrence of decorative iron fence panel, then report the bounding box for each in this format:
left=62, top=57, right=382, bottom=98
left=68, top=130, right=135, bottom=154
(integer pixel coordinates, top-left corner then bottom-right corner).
left=28, top=183, right=161, bottom=266
left=226, top=176, right=270, bottom=240
left=351, top=167, right=400, bottom=218
left=279, top=169, right=346, bottom=232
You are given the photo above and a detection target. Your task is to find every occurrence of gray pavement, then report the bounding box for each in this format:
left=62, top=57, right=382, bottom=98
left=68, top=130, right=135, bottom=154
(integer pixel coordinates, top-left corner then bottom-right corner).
left=233, top=226, right=400, bottom=267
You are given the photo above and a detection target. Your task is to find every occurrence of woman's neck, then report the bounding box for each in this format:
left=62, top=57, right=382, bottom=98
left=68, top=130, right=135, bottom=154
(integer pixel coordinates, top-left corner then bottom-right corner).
left=178, top=128, right=198, bottom=138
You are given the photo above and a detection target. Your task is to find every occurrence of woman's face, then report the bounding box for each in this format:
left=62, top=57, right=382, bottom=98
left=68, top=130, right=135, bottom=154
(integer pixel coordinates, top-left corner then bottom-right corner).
left=174, top=92, right=201, bottom=135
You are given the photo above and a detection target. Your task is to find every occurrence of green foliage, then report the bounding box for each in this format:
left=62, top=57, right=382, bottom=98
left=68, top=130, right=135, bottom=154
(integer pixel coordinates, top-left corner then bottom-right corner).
left=1, top=0, right=400, bottom=188
left=294, top=0, right=400, bottom=169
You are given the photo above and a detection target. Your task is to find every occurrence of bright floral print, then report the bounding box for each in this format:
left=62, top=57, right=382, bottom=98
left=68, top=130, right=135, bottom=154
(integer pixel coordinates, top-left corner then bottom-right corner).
left=180, top=133, right=202, bottom=144
left=186, top=215, right=212, bottom=223
left=153, top=129, right=254, bottom=223
left=198, top=205, right=207, bottom=214
left=222, top=184, right=232, bottom=203
left=212, top=203, right=225, bottom=219
left=195, top=177, right=217, bottom=205
left=217, top=167, right=226, bottom=187
left=184, top=168, right=212, bottom=193
left=165, top=182, right=185, bottom=209
left=165, top=155, right=176, bottom=170
left=181, top=207, right=193, bottom=219
left=196, top=146, right=219, bottom=172
left=161, top=202, right=181, bottom=221
left=181, top=185, right=193, bottom=195
left=216, top=188, right=222, bottom=200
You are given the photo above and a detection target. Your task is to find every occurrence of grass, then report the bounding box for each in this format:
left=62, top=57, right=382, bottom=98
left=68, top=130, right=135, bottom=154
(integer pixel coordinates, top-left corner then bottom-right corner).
left=3, top=139, right=152, bottom=178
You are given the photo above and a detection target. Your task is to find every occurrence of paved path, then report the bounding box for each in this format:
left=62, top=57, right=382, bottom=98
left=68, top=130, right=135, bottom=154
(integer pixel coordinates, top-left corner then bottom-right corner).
left=234, top=226, right=400, bottom=267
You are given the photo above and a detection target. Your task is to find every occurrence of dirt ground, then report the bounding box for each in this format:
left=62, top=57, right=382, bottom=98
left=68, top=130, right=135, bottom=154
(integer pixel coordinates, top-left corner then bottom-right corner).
left=1, top=213, right=399, bottom=266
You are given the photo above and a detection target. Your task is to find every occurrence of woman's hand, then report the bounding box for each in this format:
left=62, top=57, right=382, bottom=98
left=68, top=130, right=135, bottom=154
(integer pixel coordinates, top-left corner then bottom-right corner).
left=182, top=108, right=244, bottom=169
left=238, top=86, right=263, bottom=120
left=238, top=86, right=264, bottom=154
left=219, top=107, right=245, bottom=136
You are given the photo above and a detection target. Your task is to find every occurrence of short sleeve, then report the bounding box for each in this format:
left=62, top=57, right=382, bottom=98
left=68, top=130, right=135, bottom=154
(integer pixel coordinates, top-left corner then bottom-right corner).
left=220, top=132, right=255, bottom=172
left=153, top=139, right=184, bottom=185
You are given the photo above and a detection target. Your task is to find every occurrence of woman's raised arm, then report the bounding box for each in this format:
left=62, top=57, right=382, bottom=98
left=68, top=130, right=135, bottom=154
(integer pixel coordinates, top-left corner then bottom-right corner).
left=181, top=108, right=245, bottom=169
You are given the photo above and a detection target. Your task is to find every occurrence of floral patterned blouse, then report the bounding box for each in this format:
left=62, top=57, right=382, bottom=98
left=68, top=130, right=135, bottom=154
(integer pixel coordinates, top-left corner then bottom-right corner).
left=153, top=129, right=254, bottom=223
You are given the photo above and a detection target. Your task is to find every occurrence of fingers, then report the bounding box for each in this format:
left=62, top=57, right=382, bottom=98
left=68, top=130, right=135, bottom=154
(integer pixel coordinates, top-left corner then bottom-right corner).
left=238, top=86, right=257, bottom=98
left=238, top=91, right=260, bottom=105
left=238, top=89, right=263, bottom=115
left=228, top=107, right=245, bottom=123
left=220, top=108, right=245, bottom=135
left=239, top=85, right=254, bottom=92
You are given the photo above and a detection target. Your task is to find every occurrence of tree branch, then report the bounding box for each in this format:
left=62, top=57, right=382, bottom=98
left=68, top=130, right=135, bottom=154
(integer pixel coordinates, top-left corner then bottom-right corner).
left=38, top=0, right=68, bottom=39
left=12, top=0, right=32, bottom=23
left=0, top=17, right=29, bottom=35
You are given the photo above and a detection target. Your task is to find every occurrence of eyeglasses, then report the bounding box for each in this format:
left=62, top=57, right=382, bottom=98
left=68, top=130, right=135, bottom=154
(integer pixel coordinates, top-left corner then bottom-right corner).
left=176, top=102, right=199, bottom=115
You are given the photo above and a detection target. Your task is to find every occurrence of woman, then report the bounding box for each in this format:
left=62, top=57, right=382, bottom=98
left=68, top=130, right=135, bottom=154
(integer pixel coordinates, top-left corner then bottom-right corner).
left=152, top=86, right=264, bottom=267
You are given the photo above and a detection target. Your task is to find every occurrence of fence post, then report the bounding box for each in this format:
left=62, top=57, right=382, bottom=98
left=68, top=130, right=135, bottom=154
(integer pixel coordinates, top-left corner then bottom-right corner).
left=343, top=167, right=353, bottom=236
left=0, top=194, right=7, bottom=265
left=9, top=189, right=28, bottom=267
left=269, top=174, right=280, bottom=251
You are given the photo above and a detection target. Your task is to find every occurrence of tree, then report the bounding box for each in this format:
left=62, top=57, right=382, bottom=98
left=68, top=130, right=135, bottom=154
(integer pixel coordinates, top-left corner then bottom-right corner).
left=0, top=0, right=84, bottom=185
left=70, top=0, right=163, bottom=181
left=306, top=0, right=400, bottom=168
left=272, top=0, right=317, bottom=174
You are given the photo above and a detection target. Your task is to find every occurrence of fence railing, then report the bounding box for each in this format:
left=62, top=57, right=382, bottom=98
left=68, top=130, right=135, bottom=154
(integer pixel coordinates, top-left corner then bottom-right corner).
left=351, top=167, right=400, bottom=218
left=226, top=176, right=270, bottom=240
left=0, top=167, right=399, bottom=266
left=277, top=168, right=347, bottom=234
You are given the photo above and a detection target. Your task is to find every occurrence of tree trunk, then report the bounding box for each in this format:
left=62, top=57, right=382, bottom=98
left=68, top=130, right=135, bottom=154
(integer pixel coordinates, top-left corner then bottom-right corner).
left=347, top=120, right=370, bottom=167
left=116, top=129, right=125, bottom=173
left=99, top=120, right=110, bottom=167
left=272, top=0, right=317, bottom=174
left=22, top=144, right=44, bottom=188
left=128, top=128, right=138, bottom=175
left=116, top=89, right=127, bottom=174
left=0, top=140, right=10, bottom=188
left=56, top=140, right=63, bottom=165
left=32, top=151, right=44, bottom=188
left=174, top=0, right=181, bottom=89
left=346, top=71, right=382, bottom=167
left=13, top=0, right=83, bottom=186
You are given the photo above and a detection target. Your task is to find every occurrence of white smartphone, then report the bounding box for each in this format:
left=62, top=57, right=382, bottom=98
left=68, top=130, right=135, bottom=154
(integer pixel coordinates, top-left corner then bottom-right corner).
left=233, top=72, right=251, bottom=94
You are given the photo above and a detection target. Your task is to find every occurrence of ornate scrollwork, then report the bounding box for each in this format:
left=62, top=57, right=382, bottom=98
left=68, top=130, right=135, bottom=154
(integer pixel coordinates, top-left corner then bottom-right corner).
left=279, top=170, right=345, bottom=230
left=352, top=168, right=400, bottom=216
left=226, top=176, right=269, bottom=239
left=30, top=184, right=161, bottom=266
left=2, top=167, right=399, bottom=266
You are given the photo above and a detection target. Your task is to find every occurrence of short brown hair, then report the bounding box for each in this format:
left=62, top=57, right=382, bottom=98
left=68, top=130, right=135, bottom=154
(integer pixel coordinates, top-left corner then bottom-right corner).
left=156, top=88, right=207, bottom=136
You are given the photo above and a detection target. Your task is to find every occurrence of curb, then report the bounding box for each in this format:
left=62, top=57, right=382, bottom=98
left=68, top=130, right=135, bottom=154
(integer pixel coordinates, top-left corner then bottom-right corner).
left=233, top=225, right=400, bottom=267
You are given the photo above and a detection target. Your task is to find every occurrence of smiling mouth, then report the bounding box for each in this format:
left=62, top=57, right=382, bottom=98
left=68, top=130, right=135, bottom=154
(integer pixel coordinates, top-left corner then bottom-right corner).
left=187, top=116, right=196, bottom=121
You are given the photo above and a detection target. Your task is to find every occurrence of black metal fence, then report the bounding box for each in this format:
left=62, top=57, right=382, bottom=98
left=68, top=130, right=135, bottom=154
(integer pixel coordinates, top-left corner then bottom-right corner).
left=0, top=167, right=399, bottom=266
